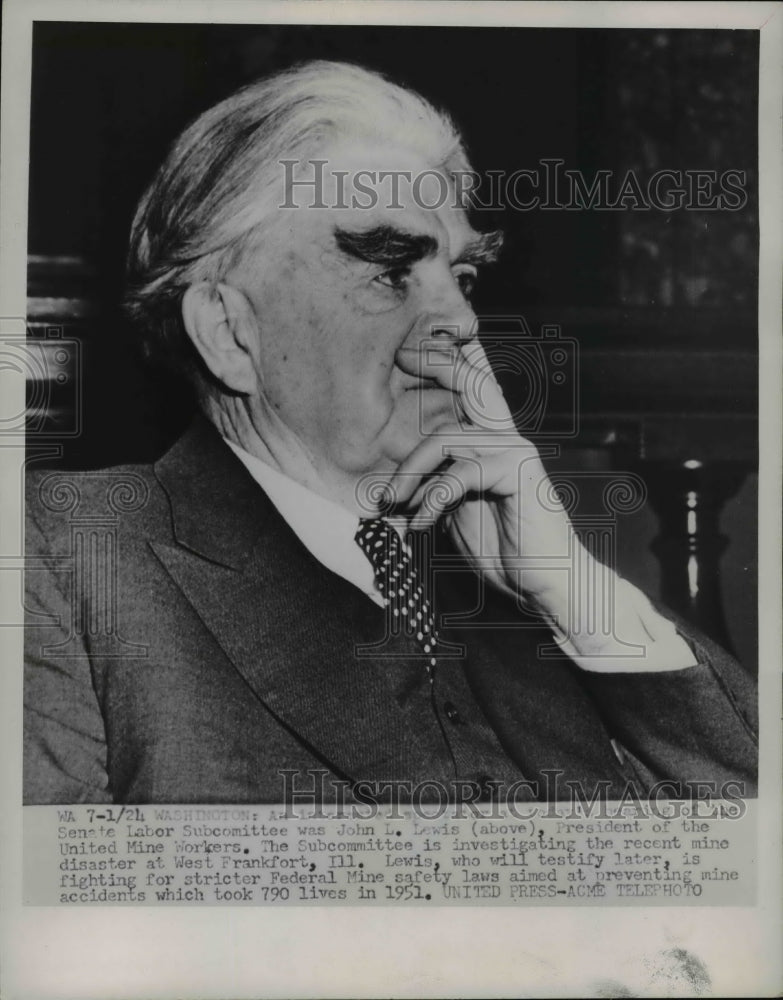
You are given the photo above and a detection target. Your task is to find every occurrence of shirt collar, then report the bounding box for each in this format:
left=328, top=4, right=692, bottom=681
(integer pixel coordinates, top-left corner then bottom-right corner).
left=223, top=437, right=385, bottom=605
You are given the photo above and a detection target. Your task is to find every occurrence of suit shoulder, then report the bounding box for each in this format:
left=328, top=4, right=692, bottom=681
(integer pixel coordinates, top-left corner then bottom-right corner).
left=26, top=460, right=155, bottom=498
left=26, top=462, right=166, bottom=540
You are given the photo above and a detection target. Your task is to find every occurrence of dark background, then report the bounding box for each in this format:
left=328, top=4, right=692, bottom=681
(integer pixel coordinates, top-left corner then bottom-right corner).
left=25, top=23, right=759, bottom=667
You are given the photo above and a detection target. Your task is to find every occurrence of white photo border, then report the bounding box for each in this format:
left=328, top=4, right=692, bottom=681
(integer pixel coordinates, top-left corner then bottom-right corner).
left=1, top=2, right=781, bottom=997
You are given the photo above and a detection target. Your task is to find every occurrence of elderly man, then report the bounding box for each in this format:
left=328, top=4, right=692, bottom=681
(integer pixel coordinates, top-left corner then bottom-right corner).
left=24, top=61, right=757, bottom=805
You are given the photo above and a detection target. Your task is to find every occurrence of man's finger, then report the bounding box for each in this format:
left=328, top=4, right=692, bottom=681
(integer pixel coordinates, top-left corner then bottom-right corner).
left=408, top=458, right=488, bottom=529
left=409, top=472, right=467, bottom=530
left=386, top=424, right=464, bottom=504
left=457, top=345, right=515, bottom=430
left=394, top=343, right=468, bottom=391
left=396, top=342, right=498, bottom=400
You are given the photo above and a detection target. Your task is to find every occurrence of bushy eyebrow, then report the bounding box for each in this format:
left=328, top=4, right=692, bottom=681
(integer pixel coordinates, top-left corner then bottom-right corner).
left=453, top=229, right=505, bottom=266
left=334, top=225, right=438, bottom=267
left=333, top=225, right=505, bottom=269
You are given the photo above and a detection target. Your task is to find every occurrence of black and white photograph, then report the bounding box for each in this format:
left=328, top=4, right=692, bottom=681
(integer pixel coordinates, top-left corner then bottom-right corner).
left=1, top=1, right=781, bottom=998
left=20, top=19, right=762, bottom=806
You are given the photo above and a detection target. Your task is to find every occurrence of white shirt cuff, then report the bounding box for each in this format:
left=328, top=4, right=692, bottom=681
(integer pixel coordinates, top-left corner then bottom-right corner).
left=550, top=578, right=698, bottom=674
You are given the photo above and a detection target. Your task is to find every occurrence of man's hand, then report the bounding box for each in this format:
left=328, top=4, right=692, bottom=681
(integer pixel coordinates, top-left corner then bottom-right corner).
left=390, top=339, right=580, bottom=602
left=388, top=339, right=690, bottom=671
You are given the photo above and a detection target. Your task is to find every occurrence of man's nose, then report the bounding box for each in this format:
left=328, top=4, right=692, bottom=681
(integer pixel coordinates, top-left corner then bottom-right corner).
left=422, top=282, right=478, bottom=345
left=429, top=318, right=477, bottom=344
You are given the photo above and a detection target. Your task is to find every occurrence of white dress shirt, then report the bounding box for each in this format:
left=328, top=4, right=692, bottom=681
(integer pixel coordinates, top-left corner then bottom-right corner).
left=225, top=438, right=384, bottom=606
left=225, top=438, right=697, bottom=673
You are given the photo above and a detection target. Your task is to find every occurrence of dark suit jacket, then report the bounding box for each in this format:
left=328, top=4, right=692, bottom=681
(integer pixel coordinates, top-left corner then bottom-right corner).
left=24, top=417, right=758, bottom=804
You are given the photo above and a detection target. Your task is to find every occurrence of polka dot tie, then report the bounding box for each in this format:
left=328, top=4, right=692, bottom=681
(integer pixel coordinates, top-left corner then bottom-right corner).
left=355, top=518, right=440, bottom=670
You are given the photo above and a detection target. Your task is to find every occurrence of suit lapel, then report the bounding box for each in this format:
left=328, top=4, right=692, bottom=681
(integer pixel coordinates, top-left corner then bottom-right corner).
left=152, top=418, right=434, bottom=785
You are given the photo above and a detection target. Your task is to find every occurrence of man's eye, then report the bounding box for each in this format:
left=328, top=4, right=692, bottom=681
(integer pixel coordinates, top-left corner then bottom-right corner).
left=375, top=266, right=412, bottom=291
left=455, top=268, right=477, bottom=299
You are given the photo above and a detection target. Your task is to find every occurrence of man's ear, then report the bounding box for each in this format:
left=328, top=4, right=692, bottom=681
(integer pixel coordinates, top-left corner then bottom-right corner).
left=181, top=282, right=259, bottom=394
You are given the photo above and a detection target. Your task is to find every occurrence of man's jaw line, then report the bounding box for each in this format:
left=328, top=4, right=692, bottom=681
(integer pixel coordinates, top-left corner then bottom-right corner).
left=211, top=378, right=460, bottom=518
left=212, top=395, right=417, bottom=517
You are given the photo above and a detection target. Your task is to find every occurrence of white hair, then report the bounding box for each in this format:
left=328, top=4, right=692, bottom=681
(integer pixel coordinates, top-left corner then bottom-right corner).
left=124, top=60, right=471, bottom=371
